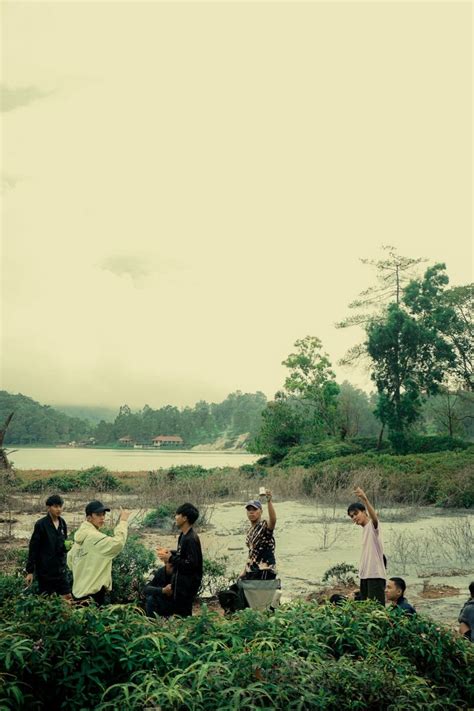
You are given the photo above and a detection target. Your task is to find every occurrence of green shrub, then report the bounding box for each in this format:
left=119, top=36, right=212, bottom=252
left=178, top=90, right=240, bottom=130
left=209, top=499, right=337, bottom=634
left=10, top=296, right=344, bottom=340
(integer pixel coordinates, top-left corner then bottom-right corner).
left=300, top=451, right=474, bottom=507
left=200, top=555, right=233, bottom=597
left=166, top=464, right=208, bottom=480
left=351, top=436, right=391, bottom=452
left=0, top=573, right=25, bottom=605
left=139, top=503, right=177, bottom=529
left=239, top=463, right=267, bottom=478
left=107, top=533, right=155, bottom=604
left=281, top=440, right=362, bottom=468
left=405, top=435, right=472, bottom=453
left=0, top=598, right=472, bottom=710
left=22, top=466, right=123, bottom=493
left=435, top=467, right=474, bottom=508
left=322, top=562, right=358, bottom=586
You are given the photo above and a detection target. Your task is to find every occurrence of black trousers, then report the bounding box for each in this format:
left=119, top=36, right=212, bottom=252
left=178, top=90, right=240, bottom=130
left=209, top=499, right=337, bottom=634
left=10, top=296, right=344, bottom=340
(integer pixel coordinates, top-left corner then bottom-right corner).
left=74, top=586, right=107, bottom=607
left=145, top=592, right=175, bottom=618
left=173, top=596, right=194, bottom=617
left=37, top=573, right=71, bottom=596
left=360, top=578, right=386, bottom=605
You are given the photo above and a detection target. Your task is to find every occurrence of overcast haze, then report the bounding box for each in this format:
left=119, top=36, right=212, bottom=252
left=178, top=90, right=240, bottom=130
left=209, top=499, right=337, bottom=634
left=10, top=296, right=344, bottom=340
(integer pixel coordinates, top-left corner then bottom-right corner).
left=1, top=2, right=472, bottom=410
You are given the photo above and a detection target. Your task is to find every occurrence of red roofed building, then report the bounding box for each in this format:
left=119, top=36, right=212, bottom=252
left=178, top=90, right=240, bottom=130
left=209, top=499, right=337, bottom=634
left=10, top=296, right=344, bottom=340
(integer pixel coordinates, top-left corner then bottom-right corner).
left=152, top=435, right=184, bottom=447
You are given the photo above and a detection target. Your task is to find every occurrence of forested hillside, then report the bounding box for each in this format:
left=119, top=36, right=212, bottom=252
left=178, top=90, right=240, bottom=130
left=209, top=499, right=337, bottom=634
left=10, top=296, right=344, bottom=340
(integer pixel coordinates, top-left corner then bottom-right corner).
left=0, top=391, right=93, bottom=445
left=0, top=390, right=268, bottom=447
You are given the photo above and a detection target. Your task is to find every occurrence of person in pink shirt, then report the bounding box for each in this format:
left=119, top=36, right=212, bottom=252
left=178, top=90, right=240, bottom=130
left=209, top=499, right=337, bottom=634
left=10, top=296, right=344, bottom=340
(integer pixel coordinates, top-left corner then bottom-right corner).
left=347, top=487, right=386, bottom=604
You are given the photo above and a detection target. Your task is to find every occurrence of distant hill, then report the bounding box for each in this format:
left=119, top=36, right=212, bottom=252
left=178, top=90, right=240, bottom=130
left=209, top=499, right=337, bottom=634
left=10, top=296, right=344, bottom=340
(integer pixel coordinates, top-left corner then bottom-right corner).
left=0, top=390, right=267, bottom=448
left=0, top=391, right=93, bottom=445
left=53, top=405, right=117, bottom=424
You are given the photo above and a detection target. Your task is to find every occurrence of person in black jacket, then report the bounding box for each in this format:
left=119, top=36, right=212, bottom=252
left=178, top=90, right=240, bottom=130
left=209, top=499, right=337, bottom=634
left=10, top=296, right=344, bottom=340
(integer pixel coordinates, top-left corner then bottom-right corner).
left=143, top=561, right=174, bottom=617
left=158, top=503, right=203, bottom=617
left=25, top=494, right=71, bottom=598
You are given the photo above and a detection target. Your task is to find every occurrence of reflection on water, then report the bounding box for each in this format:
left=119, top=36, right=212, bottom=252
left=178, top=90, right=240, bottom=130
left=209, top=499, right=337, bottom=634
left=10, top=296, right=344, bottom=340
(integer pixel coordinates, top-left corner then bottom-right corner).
left=10, top=447, right=260, bottom=471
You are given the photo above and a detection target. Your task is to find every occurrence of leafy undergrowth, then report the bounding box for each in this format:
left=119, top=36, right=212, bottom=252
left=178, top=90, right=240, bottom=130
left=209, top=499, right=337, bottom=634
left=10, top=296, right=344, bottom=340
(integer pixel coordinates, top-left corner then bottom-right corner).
left=0, top=597, right=472, bottom=710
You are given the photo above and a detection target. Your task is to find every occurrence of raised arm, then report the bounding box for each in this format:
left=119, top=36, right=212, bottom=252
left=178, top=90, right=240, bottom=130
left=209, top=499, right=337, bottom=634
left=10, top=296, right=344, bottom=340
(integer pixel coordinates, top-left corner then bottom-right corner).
left=354, top=487, right=378, bottom=528
left=266, top=489, right=277, bottom=530
left=93, top=512, right=129, bottom=558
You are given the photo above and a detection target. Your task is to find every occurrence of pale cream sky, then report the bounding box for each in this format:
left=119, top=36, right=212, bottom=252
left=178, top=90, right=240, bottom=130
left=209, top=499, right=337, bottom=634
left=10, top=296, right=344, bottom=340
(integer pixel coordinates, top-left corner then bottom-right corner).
left=1, top=1, right=472, bottom=409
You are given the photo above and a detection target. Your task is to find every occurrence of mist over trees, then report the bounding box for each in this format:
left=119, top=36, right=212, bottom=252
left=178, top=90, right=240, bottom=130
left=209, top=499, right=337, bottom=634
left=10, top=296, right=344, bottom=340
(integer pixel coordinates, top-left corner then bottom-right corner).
left=93, top=391, right=268, bottom=446
left=1, top=251, right=472, bottom=454
left=0, top=391, right=94, bottom=445
left=0, top=390, right=268, bottom=447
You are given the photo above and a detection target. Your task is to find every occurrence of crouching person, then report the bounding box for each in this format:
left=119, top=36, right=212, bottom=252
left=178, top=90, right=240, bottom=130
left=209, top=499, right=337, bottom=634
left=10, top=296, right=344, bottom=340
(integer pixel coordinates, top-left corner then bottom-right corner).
left=67, top=501, right=129, bottom=606
left=144, top=561, right=174, bottom=618
left=385, top=577, right=416, bottom=615
left=157, top=503, right=203, bottom=617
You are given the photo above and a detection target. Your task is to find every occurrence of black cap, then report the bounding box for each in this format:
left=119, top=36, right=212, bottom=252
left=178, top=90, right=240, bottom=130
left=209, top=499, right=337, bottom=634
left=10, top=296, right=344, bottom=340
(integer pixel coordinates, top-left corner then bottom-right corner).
left=85, top=500, right=110, bottom=516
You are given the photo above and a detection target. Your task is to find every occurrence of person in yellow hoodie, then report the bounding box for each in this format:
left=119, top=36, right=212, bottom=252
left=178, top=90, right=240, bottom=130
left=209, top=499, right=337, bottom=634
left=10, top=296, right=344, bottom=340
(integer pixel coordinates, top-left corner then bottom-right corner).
left=67, top=500, right=130, bottom=605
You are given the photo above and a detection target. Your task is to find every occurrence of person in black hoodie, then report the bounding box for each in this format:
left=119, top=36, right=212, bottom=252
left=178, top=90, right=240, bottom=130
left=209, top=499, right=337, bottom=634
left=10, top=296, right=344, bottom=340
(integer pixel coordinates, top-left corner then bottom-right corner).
left=25, top=494, right=71, bottom=598
left=157, top=503, right=203, bottom=617
left=143, top=561, right=174, bottom=618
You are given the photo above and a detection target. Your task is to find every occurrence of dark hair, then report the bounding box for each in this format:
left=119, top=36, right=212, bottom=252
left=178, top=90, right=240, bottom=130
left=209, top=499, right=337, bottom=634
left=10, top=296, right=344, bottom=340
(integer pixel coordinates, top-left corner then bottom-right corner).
left=347, top=502, right=366, bottom=515
left=469, top=581, right=474, bottom=597
left=46, top=494, right=64, bottom=507
left=176, top=503, right=199, bottom=525
left=389, top=577, right=406, bottom=594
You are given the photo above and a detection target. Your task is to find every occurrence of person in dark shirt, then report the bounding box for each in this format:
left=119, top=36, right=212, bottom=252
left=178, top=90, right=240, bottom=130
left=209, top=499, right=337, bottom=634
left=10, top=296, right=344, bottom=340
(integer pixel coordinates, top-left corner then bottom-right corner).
left=385, top=577, right=416, bottom=615
left=157, top=503, right=203, bottom=617
left=25, top=494, right=71, bottom=598
left=143, top=561, right=174, bottom=618
left=458, top=581, right=474, bottom=642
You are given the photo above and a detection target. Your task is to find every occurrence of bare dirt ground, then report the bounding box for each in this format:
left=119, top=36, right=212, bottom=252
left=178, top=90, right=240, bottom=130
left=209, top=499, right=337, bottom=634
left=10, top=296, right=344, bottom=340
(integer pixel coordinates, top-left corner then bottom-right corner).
left=2, top=496, right=472, bottom=630
left=419, top=583, right=461, bottom=599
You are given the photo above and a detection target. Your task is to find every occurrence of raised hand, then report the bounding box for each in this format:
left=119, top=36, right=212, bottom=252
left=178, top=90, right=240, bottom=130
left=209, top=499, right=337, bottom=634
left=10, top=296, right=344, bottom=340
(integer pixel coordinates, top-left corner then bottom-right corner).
left=354, top=487, right=367, bottom=502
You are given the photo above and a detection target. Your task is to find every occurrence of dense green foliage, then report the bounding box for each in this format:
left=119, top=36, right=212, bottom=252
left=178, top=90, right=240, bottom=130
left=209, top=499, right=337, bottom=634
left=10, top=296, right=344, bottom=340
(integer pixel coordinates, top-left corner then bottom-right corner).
left=337, top=251, right=473, bottom=453
left=108, top=534, right=156, bottom=604
left=282, top=336, right=341, bottom=439
left=21, top=466, right=123, bottom=493
left=250, top=393, right=305, bottom=463
left=94, top=391, right=267, bottom=446
left=250, top=338, right=344, bottom=464
left=279, top=435, right=471, bottom=469
left=280, top=440, right=363, bottom=467
left=403, top=435, right=471, bottom=453
left=368, top=265, right=458, bottom=452
left=0, top=391, right=93, bottom=445
left=166, top=464, right=208, bottom=479
left=300, top=450, right=474, bottom=507
left=422, top=389, right=474, bottom=440
left=1, top=390, right=267, bottom=447
left=139, top=503, right=178, bottom=529
left=0, top=596, right=471, bottom=709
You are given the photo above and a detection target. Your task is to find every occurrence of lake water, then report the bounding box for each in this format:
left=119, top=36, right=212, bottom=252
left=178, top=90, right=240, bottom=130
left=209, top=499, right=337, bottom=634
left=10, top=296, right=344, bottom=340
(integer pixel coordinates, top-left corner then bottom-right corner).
left=9, top=447, right=259, bottom=471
